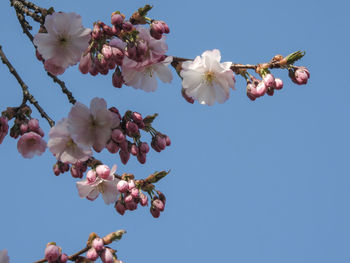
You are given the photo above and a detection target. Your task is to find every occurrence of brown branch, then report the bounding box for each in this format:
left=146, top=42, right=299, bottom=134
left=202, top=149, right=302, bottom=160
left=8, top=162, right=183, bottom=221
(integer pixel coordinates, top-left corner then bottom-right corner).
left=10, top=0, right=44, bottom=24
left=47, top=72, right=77, bottom=105
left=18, top=0, right=46, bottom=15
left=0, top=45, right=55, bottom=127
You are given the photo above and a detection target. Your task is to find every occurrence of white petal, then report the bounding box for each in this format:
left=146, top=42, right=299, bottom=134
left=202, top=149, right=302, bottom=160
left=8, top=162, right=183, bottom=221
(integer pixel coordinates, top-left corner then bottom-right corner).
left=101, top=179, right=120, bottom=205
left=76, top=180, right=94, bottom=198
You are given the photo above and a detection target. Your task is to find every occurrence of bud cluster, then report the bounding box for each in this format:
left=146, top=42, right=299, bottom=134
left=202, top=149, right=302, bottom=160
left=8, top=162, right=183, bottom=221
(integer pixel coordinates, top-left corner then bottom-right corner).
left=115, top=174, right=166, bottom=217
left=246, top=74, right=283, bottom=101
left=44, top=243, right=68, bottom=263
left=86, top=237, right=122, bottom=263
left=107, top=109, right=171, bottom=165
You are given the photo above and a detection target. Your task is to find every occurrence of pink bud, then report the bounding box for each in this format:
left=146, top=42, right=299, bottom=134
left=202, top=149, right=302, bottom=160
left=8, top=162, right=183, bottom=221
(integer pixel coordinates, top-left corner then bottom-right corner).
left=28, top=118, right=39, bottom=132
left=160, top=21, right=170, bottom=34
left=181, top=88, right=195, bottom=104
left=140, top=192, right=148, bottom=206
left=151, top=140, right=161, bottom=153
left=263, top=73, right=276, bottom=88
left=246, top=82, right=258, bottom=100
left=86, top=170, right=97, bottom=184
left=111, top=14, right=124, bottom=26
left=119, top=140, right=128, bottom=152
left=124, top=194, right=133, bottom=203
left=53, top=164, right=60, bottom=176
left=256, top=82, right=267, bottom=97
left=86, top=248, right=99, bottom=261
left=150, top=207, right=160, bottom=218
left=112, top=68, right=124, bottom=88
left=128, top=180, right=135, bottom=190
left=79, top=53, right=92, bottom=74
left=92, top=238, right=104, bottom=252
left=60, top=253, right=68, bottom=263
left=89, top=62, right=99, bottom=76
left=294, top=67, right=310, bottom=85
left=125, top=199, right=138, bottom=211
left=274, top=78, right=283, bottom=90
left=137, top=152, right=146, bottom=164
left=101, top=248, right=115, bottom=263
left=266, top=87, right=274, bottom=96
left=111, top=47, right=124, bottom=65
left=151, top=21, right=164, bottom=35
left=112, top=129, right=125, bottom=143
left=152, top=199, right=165, bottom=211
left=45, top=245, right=60, bottom=262
left=106, top=140, right=120, bottom=153
left=164, top=135, right=171, bottom=146
left=155, top=135, right=166, bottom=150
left=37, top=127, right=45, bottom=137
left=115, top=200, right=126, bottom=215
left=131, top=112, right=143, bottom=123
left=112, top=25, right=121, bottom=35
left=102, top=44, right=113, bottom=60
left=92, top=24, right=101, bottom=39
left=130, top=144, right=139, bottom=156
left=103, top=25, right=113, bottom=36
left=96, top=164, right=111, bottom=180
left=117, top=180, right=129, bottom=193
left=131, top=188, right=139, bottom=198
left=139, top=142, right=150, bottom=153
left=119, top=150, right=130, bottom=165
left=122, top=21, right=133, bottom=31
left=20, top=123, right=28, bottom=134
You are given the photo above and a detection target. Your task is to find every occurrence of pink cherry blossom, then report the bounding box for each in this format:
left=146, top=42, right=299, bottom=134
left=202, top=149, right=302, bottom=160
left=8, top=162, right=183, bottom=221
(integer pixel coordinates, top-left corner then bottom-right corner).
left=122, top=56, right=173, bottom=92
left=17, top=132, right=46, bottom=158
left=180, top=49, right=235, bottom=106
left=48, top=118, right=92, bottom=164
left=0, top=250, right=9, bottom=263
left=34, top=12, right=91, bottom=75
left=76, top=165, right=120, bottom=204
left=68, top=98, right=120, bottom=152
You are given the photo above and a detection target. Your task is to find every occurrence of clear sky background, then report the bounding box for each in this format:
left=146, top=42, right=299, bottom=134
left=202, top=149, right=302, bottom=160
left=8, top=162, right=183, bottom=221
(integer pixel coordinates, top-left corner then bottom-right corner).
left=0, top=0, right=350, bottom=262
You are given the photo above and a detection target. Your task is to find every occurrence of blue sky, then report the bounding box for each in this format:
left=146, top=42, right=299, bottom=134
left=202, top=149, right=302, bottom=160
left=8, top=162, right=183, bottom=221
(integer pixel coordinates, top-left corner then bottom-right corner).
left=0, top=0, right=350, bottom=262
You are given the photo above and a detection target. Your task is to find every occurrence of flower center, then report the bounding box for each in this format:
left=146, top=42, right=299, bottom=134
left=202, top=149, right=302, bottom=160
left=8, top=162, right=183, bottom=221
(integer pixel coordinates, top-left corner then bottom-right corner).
left=205, top=71, right=215, bottom=86
left=66, top=138, right=76, bottom=148
left=58, top=36, right=68, bottom=47
left=27, top=138, right=37, bottom=147
left=98, top=183, right=104, bottom=193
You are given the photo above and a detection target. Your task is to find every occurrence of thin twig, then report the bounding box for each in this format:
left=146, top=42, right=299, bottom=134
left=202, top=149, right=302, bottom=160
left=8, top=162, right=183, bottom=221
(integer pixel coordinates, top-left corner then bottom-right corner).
left=0, top=45, right=55, bottom=127
left=10, top=0, right=44, bottom=24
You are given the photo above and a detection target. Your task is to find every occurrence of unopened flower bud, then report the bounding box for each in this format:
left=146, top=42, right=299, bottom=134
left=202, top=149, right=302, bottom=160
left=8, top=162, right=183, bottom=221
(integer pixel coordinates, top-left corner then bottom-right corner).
left=79, top=53, right=92, bottom=74
left=137, top=152, right=146, bottom=164
left=150, top=206, right=160, bottom=218
left=128, top=180, right=135, bottom=190
left=165, top=135, right=171, bottom=146
left=181, top=88, right=195, bottom=104
left=125, top=199, right=138, bottom=210
left=294, top=67, right=310, bottom=85
left=115, top=200, right=126, bottom=215
left=92, top=24, right=101, bottom=39
left=126, top=121, right=139, bottom=135
left=155, top=135, right=166, bottom=150
left=111, top=129, right=125, bottom=143
left=106, top=140, right=120, bottom=153
left=266, top=87, right=274, bottom=96
left=152, top=199, right=165, bottom=211
left=96, top=164, right=111, bottom=180
left=45, top=245, right=60, bottom=262
left=53, top=164, right=60, bottom=176
left=111, top=47, right=124, bottom=65
left=86, top=248, right=99, bottom=261
left=20, top=123, right=28, bottom=134
left=117, top=180, right=129, bottom=193
left=111, top=14, right=124, bottom=26
left=140, top=192, right=148, bottom=206
left=102, top=44, right=113, bottom=60
left=256, top=82, right=267, bottom=97
left=70, top=166, right=82, bottom=178
left=130, top=144, right=139, bottom=156
left=124, top=194, right=133, bottom=203
left=263, top=73, right=276, bottom=88
left=112, top=68, right=123, bottom=88
left=101, top=248, right=115, bottom=263
left=92, top=237, right=104, bottom=252
left=60, top=253, right=68, bottom=263
left=86, top=169, right=97, bottom=184
left=28, top=118, right=39, bottom=132
left=131, top=188, right=139, bottom=198
left=119, top=150, right=130, bottom=164
left=122, top=21, right=133, bottom=32
left=274, top=78, right=283, bottom=90
left=139, top=142, right=150, bottom=153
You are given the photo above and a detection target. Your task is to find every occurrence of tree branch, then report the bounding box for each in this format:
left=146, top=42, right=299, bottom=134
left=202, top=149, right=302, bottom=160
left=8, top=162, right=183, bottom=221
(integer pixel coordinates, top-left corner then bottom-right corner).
left=0, top=45, right=55, bottom=127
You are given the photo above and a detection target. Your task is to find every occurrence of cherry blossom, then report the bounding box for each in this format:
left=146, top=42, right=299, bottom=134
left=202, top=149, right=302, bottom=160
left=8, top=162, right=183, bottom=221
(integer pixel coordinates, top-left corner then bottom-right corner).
left=17, top=131, right=46, bottom=158
left=122, top=56, right=173, bottom=92
left=33, top=12, right=91, bottom=75
left=0, top=250, right=9, bottom=263
left=180, top=49, right=235, bottom=106
left=47, top=118, right=92, bottom=164
left=76, top=165, right=120, bottom=205
left=67, top=98, right=120, bottom=152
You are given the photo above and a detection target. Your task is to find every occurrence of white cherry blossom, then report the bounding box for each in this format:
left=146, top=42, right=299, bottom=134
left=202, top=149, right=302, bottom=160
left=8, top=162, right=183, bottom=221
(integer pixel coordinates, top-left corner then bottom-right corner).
left=180, top=49, right=235, bottom=106
left=34, top=12, right=91, bottom=75
left=122, top=56, right=173, bottom=92
left=76, top=165, right=120, bottom=205
left=47, top=118, right=92, bottom=164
